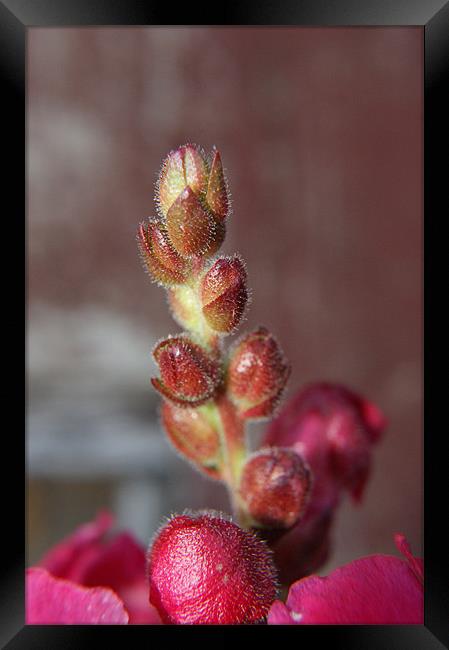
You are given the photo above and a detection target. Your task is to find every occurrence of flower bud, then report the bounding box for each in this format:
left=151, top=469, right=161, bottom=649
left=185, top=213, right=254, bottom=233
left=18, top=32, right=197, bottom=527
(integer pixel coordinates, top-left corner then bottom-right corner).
left=157, top=145, right=229, bottom=258
left=227, top=327, right=291, bottom=419
left=148, top=512, right=278, bottom=624
left=161, top=402, right=222, bottom=479
left=239, top=448, right=312, bottom=529
left=151, top=336, right=221, bottom=407
left=200, top=256, right=248, bottom=333
left=166, top=186, right=217, bottom=258
left=206, top=149, right=229, bottom=222
left=157, top=144, right=209, bottom=219
left=264, top=383, right=386, bottom=502
left=137, top=220, right=189, bottom=285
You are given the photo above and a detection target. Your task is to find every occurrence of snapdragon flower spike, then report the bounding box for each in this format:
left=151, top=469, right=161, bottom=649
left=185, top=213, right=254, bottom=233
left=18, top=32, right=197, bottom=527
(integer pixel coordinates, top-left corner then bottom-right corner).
left=201, top=256, right=248, bottom=333
left=157, top=144, right=229, bottom=258
left=151, top=336, right=221, bottom=407
left=239, top=447, right=312, bottom=530
left=137, top=219, right=189, bottom=286
left=147, top=511, right=278, bottom=624
left=161, top=402, right=222, bottom=479
left=227, top=327, right=291, bottom=419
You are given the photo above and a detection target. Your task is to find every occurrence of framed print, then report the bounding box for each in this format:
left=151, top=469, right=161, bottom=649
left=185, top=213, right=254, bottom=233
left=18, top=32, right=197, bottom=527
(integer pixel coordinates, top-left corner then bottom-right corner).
left=3, top=0, right=448, bottom=647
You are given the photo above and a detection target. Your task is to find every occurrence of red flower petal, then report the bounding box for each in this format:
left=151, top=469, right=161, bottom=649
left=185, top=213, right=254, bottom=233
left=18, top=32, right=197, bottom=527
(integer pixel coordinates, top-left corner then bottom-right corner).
left=39, top=511, right=113, bottom=582
left=26, top=568, right=129, bottom=625
left=268, top=535, right=423, bottom=625
left=80, top=532, right=162, bottom=624
left=39, top=512, right=161, bottom=624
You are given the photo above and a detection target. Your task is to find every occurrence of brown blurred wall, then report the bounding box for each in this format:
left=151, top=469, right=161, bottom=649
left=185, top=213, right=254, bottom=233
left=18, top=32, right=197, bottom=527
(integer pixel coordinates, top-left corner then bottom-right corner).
left=27, top=27, right=422, bottom=568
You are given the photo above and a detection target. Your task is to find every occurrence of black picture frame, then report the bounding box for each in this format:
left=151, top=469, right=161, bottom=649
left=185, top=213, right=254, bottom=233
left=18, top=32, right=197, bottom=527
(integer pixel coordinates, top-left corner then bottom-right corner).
left=4, top=0, right=448, bottom=647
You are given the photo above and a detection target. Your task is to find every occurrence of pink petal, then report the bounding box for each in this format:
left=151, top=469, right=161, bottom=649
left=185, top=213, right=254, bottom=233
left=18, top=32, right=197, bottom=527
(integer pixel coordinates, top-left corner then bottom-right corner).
left=80, top=532, right=162, bottom=624
left=38, top=513, right=162, bottom=624
left=268, top=537, right=423, bottom=625
left=40, top=511, right=114, bottom=582
left=395, top=533, right=424, bottom=584
left=26, top=568, right=129, bottom=625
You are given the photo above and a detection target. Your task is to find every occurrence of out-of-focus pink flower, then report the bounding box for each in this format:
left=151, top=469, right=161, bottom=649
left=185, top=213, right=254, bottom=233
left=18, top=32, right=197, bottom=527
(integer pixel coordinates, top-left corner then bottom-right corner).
left=34, top=511, right=161, bottom=624
left=262, top=383, right=386, bottom=584
left=26, top=568, right=129, bottom=624
left=268, top=534, right=423, bottom=625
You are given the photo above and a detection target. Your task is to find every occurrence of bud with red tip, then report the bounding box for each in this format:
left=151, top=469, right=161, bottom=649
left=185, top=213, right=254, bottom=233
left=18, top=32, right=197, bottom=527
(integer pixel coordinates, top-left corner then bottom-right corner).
left=227, top=327, right=291, bottom=419
left=200, top=256, right=248, bottom=334
left=239, top=447, right=312, bottom=529
left=161, top=402, right=222, bottom=479
left=148, top=511, right=278, bottom=624
left=137, top=219, right=189, bottom=286
left=151, top=336, right=221, bottom=407
left=157, top=145, right=229, bottom=258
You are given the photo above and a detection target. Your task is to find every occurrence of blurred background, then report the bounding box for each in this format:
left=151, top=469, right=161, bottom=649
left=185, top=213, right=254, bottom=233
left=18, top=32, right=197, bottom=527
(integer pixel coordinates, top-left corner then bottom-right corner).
left=27, top=27, right=422, bottom=571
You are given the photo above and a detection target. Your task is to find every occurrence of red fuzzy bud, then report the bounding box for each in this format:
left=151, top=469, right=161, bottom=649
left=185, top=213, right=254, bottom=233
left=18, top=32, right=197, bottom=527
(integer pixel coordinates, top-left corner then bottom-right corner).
left=158, top=144, right=209, bottom=219
left=151, top=336, right=221, bottom=407
left=227, top=327, right=291, bottom=419
left=161, top=402, right=222, bottom=479
left=137, top=220, right=189, bottom=285
left=166, top=186, right=217, bottom=258
left=148, top=512, right=278, bottom=624
left=206, top=149, right=229, bottom=222
left=239, top=448, right=312, bottom=529
left=157, top=145, right=229, bottom=258
left=201, top=256, right=248, bottom=333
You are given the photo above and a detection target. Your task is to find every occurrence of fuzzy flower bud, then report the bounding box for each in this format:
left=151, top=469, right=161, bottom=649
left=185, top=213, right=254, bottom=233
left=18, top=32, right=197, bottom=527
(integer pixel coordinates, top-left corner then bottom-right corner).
left=157, top=145, right=229, bottom=258
left=148, top=512, right=278, bottom=624
left=161, top=402, right=222, bottom=479
left=200, top=256, right=248, bottom=333
left=227, top=327, right=291, bottom=419
left=165, top=186, right=218, bottom=258
left=206, top=150, right=229, bottom=222
left=264, top=383, right=386, bottom=502
left=239, top=448, right=312, bottom=529
left=151, top=336, right=221, bottom=407
left=158, top=144, right=209, bottom=218
left=137, top=219, right=189, bottom=285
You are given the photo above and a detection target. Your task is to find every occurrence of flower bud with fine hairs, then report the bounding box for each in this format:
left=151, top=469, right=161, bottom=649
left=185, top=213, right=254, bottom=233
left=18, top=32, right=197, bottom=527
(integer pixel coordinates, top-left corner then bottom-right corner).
left=206, top=149, right=229, bottom=222
left=137, top=219, right=189, bottom=286
left=227, top=327, right=291, bottom=419
left=147, top=512, right=278, bottom=624
left=239, top=447, right=312, bottom=529
left=151, top=336, right=221, bottom=407
left=161, top=402, right=222, bottom=479
left=156, top=144, right=229, bottom=258
left=157, top=144, right=209, bottom=219
left=201, top=256, right=248, bottom=333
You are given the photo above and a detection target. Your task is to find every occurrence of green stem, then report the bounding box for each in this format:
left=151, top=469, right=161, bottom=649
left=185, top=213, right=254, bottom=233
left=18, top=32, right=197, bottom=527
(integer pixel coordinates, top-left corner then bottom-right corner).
left=214, top=395, right=252, bottom=528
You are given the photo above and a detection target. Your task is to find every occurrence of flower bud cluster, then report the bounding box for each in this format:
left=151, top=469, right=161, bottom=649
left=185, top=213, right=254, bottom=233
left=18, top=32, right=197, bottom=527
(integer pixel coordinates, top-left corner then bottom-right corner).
left=139, top=145, right=386, bottom=623
left=139, top=144, right=296, bottom=523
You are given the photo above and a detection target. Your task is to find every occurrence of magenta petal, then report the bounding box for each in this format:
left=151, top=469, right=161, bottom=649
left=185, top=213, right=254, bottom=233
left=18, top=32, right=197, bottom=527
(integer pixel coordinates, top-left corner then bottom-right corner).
left=395, top=533, right=424, bottom=584
left=40, top=511, right=114, bottom=581
left=268, top=538, right=423, bottom=625
left=26, top=568, right=129, bottom=625
left=268, top=601, right=297, bottom=624
left=80, top=532, right=162, bottom=624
